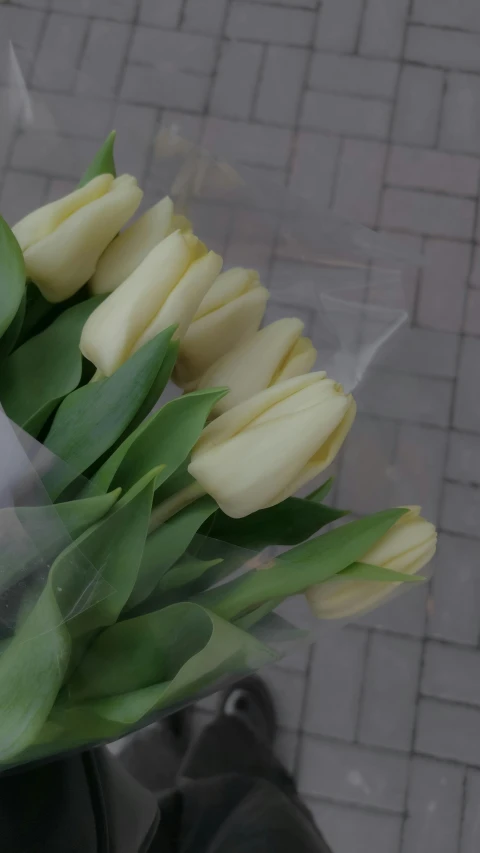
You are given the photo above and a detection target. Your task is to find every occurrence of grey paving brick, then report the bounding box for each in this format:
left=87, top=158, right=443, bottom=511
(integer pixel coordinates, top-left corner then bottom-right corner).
left=393, top=422, right=447, bottom=522
left=262, top=664, right=305, bottom=731
left=463, top=288, right=480, bottom=335
left=30, top=92, right=113, bottom=139
left=51, top=0, right=137, bottom=19
left=441, top=482, right=480, bottom=538
left=224, top=207, right=277, bottom=280
left=454, top=336, right=480, bottom=431
left=139, top=0, right=182, bottom=27
left=77, top=21, right=130, bottom=98
left=0, top=6, right=45, bottom=85
left=289, top=132, right=340, bottom=208
left=211, top=41, right=263, bottom=121
left=417, top=238, right=471, bottom=334
left=121, top=65, right=210, bottom=112
left=0, top=170, right=47, bottom=225
left=401, top=756, right=464, bottom=853
left=429, top=532, right=480, bottom=645
left=392, top=65, right=444, bottom=147
left=10, top=0, right=49, bottom=7
left=372, top=230, right=423, bottom=316
left=33, top=13, right=88, bottom=93
left=413, top=0, right=480, bottom=32
left=45, top=178, right=77, bottom=202
left=11, top=131, right=100, bottom=179
left=298, top=737, right=409, bottom=811
left=307, top=801, right=402, bottom=853
left=461, top=770, right=480, bottom=853
left=357, top=583, right=428, bottom=637
left=183, top=0, right=228, bottom=34
left=227, top=2, right=316, bottom=46
left=309, top=54, right=398, bottom=99
left=380, top=188, right=475, bottom=239
left=416, top=698, right=480, bottom=765
left=337, top=414, right=396, bottom=515
left=381, top=327, right=458, bottom=378
left=130, top=27, right=217, bottom=76
left=332, top=139, right=386, bottom=227
left=440, top=73, right=480, bottom=156
left=423, top=641, right=480, bottom=706
left=276, top=729, right=298, bottom=775
left=359, top=0, right=409, bottom=60
left=316, top=0, right=363, bottom=53
left=358, top=368, right=453, bottom=427
left=387, top=146, right=480, bottom=197
left=359, top=633, right=421, bottom=751
left=301, top=92, right=391, bottom=139
left=203, top=117, right=292, bottom=168
left=111, top=103, right=156, bottom=180
left=406, top=25, right=480, bottom=73
left=255, top=46, right=308, bottom=125
left=303, top=627, right=367, bottom=740
left=447, top=431, right=480, bottom=485
left=247, top=0, right=318, bottom=6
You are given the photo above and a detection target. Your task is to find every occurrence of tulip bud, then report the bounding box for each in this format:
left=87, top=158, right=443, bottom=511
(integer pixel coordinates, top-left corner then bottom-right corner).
left=306, top=507, right=437, bottom=620
left=198, top=318, right=317, bottom=415
left=174, top=267, right=269, bottom=390
left=80, top=230, right=222, bottom=376
left=90, top=197, right=192, bottom=295
left=188, top=372, right=356, bottom=518
left=12, top=175, right=143, bottom=303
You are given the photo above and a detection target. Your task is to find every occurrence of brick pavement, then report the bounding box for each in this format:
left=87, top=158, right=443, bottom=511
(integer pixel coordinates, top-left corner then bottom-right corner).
left=1, top=1, right=480, bottom=849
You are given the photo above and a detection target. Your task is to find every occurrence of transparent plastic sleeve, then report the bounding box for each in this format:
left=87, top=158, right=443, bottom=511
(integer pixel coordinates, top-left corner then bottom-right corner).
left=0, top=40, right=434, bottom=770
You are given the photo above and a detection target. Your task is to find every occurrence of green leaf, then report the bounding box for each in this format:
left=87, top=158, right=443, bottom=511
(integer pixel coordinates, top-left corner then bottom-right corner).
left=127, top=495, right=217, bottom=611
left=43, top=330, right=174, bottom=500
left=157, top=557, right=223, bottom=594
left=0, top=291, right=26, bottom=359
left=119, top=339, right=179, bottom=442
left=194, top=508, right=408, bottom=621
left=340, top=562, right=425, bottom=584
left=0, top=490, right=121, bottom=595
left=204, top=496, right=346, bottom=550
left=92, top=387, right=227, bottom=494
left=307, top=477, right=334, bottom=503
left=0, top=216, right=26, bottom=339
left=78, top=131, right=116, bottom=188
left=0, top=297, right=103, bottom=436
left=63, top=602, right=277, bottom=717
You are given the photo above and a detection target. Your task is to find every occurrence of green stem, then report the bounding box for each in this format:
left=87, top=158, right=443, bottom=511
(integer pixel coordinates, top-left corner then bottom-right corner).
left=148, top=482, right=206, bottom=533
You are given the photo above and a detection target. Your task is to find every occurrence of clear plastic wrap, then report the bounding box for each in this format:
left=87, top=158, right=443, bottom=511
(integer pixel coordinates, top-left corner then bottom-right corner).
left=0, top=41, right=435, bottom=770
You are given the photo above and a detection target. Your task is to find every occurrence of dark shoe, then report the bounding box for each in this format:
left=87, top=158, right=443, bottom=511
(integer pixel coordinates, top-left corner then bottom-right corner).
left=218, top=676, right=277, bottom=747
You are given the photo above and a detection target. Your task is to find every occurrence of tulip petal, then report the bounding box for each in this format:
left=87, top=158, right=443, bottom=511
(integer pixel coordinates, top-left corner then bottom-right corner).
left=12, top=175, right=113, bottom=252
left=274, top=336, right=317, bottom=383
left=194, top=267, right=260, bottom=318
left=24, top=176, right=143, bottom=303
left=134, top=251, right=223, bottom=351
left=91, top=197, right=175, bottom=295
left=80, top=230, right=192, bottom=375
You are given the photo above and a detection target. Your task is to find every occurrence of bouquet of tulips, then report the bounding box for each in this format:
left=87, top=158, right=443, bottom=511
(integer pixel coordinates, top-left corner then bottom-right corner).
left=0, top=133, right=437, bottom=769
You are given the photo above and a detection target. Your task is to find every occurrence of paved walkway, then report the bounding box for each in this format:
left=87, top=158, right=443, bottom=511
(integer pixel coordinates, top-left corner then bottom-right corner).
left=1, top=1, right=480, bottom=850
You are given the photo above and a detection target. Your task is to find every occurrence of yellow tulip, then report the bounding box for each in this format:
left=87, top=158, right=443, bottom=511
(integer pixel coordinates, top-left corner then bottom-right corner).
left=80, top=230, right=222, bottom=376
left=306, top=507, right=437, bottom=619
left=174, top=267, right=269, bottom=390
left=12, top=175, right=142, bottom=303
left=188, top=372, right=356, bottom=518
left=90, top=196, right=192, bottom=295
left=198, top=318, right=317, bottom=415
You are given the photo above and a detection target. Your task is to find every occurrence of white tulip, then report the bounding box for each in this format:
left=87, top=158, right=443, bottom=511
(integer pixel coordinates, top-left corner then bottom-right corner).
left=90, top=196, right=192, bottom=295
left=174, top=267, right=269, bottom=390
left=198, top=318, right=317, bottom=415
left=306, top=507, right=437, bottom=619
left=80, top=230, right=222, bottom=376
left=189, top=372, right=356, bottom=518
left=12, top=175, right=142, bottom=302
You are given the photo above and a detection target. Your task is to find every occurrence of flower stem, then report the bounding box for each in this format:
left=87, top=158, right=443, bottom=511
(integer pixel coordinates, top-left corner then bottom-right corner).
left=148, top=481, right=206, bottom=533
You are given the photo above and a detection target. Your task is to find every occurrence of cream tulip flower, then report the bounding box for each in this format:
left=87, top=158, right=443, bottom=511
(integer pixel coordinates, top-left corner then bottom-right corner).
left=188, top=372, right=356, bottom=518
left=306, top=507, right=437, bottom=620
left=90, top=196, right=192, bottom=295
left=198, top=318, right=317, bottom=415
left=174, top=267, right=269, bottom=390
left=80, top=230, right=222, bottom=377
left=12, top=174, right=143, bottom=303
